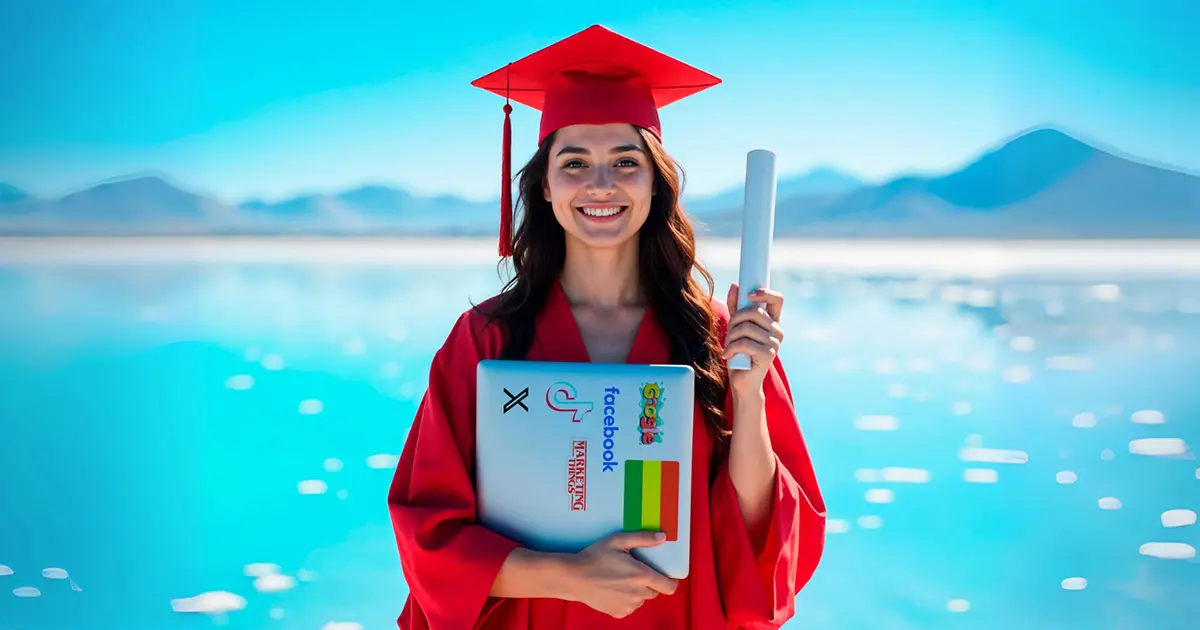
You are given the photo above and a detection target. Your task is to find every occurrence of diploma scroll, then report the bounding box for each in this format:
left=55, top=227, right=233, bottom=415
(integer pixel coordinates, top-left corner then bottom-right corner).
left=728, top=149, right=778, bottom=372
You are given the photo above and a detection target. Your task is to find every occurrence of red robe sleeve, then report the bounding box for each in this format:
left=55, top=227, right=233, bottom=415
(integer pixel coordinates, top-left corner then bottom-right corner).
left=710, top=340, right=827, bottom=627
left=387, top=311, right=520, bottom=630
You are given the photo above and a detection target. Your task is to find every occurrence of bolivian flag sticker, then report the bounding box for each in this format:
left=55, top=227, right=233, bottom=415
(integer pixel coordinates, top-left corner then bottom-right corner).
left=622, top=459, right=681, bottom=542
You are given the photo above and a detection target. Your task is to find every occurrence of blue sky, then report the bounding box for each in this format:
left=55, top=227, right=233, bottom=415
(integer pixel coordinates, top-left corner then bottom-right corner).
left=1, top=0, right=1197, bottom=202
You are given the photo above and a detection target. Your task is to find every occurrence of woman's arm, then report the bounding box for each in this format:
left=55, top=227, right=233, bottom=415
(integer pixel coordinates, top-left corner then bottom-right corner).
left=728, top=390, right=778, bottom=551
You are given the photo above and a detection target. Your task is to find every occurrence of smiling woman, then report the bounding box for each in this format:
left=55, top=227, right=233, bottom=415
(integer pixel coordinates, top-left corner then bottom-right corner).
left=386, top=24, right=827, bottom=630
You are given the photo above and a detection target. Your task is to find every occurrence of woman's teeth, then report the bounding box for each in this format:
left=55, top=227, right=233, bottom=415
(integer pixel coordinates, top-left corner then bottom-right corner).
left=579, top=205, right=625, bottom=217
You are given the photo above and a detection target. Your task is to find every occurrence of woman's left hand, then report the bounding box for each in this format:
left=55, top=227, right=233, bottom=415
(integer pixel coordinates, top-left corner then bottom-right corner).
left=722, top=282, right=786, bottom=398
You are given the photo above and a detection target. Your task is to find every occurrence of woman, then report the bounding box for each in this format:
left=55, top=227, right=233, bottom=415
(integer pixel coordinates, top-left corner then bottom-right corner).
left=388, top=25, right=826, bottom=629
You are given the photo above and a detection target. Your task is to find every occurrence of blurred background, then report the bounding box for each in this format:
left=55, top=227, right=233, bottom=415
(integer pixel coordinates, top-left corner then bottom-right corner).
left=1, top=1, right=1198, bottom=629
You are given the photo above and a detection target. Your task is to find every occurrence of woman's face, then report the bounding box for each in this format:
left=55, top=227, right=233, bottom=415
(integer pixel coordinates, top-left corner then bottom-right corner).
left=543, top=123, right=655, bottom=250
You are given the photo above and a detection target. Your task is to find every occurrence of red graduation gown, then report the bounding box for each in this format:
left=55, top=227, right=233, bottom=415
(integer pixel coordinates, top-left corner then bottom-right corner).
left=388, top=281, right=826, bottom=629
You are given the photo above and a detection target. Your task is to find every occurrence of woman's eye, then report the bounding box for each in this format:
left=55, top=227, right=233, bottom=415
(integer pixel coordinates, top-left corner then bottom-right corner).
left=563, top=160, right=585, bottom=169
left=616, top=158, right=639, bottom=168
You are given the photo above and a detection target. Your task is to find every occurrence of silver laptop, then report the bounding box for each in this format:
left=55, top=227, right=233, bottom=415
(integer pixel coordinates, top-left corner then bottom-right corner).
left=475, top=359, right=695, bottom=579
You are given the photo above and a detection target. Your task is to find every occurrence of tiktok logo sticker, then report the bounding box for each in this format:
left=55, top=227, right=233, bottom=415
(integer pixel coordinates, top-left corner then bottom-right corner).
left=546, top=381, right=594, bottom=423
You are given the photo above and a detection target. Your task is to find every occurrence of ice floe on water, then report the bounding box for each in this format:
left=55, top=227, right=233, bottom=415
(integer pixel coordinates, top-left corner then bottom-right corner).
left=324, top=457, right=344, bottom=472
left=1002, top=365, right=1032, bottom=383
left=323, top=623, right=364, bottom=630
left=171, top=590, right=246, bottom=614
left=225, top=374, right=254, bottom=390
left=857, top=515, right=884, bottom=529
left=1139, top=543, right=1196, bottom=560
left=1056, top=471, right=1078, bottom=484
left=1161, top=509, right=1196, bottom=528
left=299, top=398, right=324, bottom=415
left=1061, top=577, right=1088, bottom=590
left=963, top=469, right=998, bottom=483
left=865, top=489, right=894, bottom=504
left=367, top=453, right=399, bottom=469
left=254, top=572, right=296, bottom=593
left=1131, top=409, right=1166, bottom=424
left=0, top=564, right=11, bottom=575
left=244, top=562, right=281, bottom=577
left=946, top=599, right=970, bottom=613
left=1129, top=438, right=1188, bottom=457
left=960, top=447, right=1029, bottom=464
left=298, top=480, right=328, bottom=495
left=1098, top=497, right=1122, bottom=510
left=13, top=586, right=40, bottom=597
left=1072, top=412, right=1097, bottom=428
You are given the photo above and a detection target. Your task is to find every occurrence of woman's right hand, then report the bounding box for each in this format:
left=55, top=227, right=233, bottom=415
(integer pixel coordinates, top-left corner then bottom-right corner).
left=561, top=531, right=679, bottom=619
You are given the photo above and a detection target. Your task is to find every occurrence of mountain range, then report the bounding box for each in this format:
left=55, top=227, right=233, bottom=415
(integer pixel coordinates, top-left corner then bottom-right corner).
left=2, top=126, right=1197, bottom=238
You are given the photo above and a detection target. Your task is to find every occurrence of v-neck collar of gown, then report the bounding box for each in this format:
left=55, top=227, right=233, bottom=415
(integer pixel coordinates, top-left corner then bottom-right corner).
left=537, top=278, right=668, bottom=365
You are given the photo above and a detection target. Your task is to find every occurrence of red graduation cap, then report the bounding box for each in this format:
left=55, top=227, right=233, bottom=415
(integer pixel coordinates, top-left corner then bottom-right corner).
left=472, top=24, right=722, bottom=256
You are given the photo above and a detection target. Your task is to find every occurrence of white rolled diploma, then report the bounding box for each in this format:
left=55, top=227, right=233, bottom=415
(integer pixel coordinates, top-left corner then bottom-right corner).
left=728, top=149, right=778, bottom=371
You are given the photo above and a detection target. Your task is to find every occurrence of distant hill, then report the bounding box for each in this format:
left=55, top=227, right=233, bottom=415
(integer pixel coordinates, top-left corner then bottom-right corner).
left=1, top=126, right=1197, bottom=238
left=694, top=128, right=1200, bottom=238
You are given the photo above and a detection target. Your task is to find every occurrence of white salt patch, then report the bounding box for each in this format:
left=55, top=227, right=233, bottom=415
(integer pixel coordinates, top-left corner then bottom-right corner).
left=1101, top=449, right=1115, bottom=460
left=323, top=623, right=364, bottom=630
left=254, top=573, right=296, bottom=593
left=855, top=469, right=881, bottom=483
left=298, top=399, right=324, bottom=415
left=961, top=447, right=1029, bottom=464
left=1056, top=471, right=1078, bottom=484
left=951, top=402, right=972, bottom=416
left=886, top=382, right=908, bottom=398
left=243, top=563, right=280, bottom=577
left=855, top=415, right=898, bottom=431
left=1161, top=509, right=1197, bottom=528
left=298, top=480, right=328, bottom=495
left=827, top=519, right=850, bottom=534
left=323, top=458, right=343, bottom=473
left=946, top=599, right=970, bottom=613
left=865, top=489, right=894, bottom=504
left=873, top=359, right=898, bottom=375
left=1061, top=577, right=1087, bottom=590
left=964, top=469, right=998, bottom=483
left=1098, top=497, right=1122, bottom=510
left=13, top=585, right=40, bottom=596
left=1046, top=356, right=1092, bottom=371
left=381, top=361, right=401, bottom=378
left=270, top=607, right=285, bottom=619
left=857, top=515, right=883, bottom=529
left=0, top=564, right=12, bottom=575
left=1131, top=410, right=1165, bottom=425
left=1002, top=365, right=1032, bottom=383
left=882, top=467, right=930, bottom=483
left=343, top=338, right=367, bottom=356
left=366, top=453, right=399, bottom=469
left=225, top=375, right=254, bottom=391
left=1129, top=438, right=1187, bottom=457
left=171, top=590, right=246, bottom=614
left=1090, top=284, right=1121, bottom=301
left=1139, top=542, right=1196, bottom=560
left=1009, top=336, right=1036, bottom=352
left=261, top=354, right=285, bottom=371
left=1072, top=413, right=1097, bottom=428
left=41, top=567, right=68, bottom=579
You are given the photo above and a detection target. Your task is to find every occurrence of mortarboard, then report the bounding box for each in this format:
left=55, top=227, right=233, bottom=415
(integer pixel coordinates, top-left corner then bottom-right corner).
left=472, top=24, right=722, bottom=256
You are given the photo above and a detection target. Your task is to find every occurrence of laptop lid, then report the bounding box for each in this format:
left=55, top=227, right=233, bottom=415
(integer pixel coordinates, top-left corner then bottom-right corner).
left=475, top=359, right=695, bottom=579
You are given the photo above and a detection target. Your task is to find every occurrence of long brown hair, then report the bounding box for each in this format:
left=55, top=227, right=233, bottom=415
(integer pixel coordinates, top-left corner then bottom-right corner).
left=475, top=127, right=730, bottom=439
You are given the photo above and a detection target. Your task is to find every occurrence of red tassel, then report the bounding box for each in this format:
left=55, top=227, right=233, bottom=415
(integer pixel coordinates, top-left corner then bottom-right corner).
left=499, top=102, right=514, bottom=257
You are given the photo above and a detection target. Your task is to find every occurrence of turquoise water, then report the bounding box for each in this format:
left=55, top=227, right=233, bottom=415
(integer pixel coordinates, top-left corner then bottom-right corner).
left=2, top=243, right=1199, bottom=630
